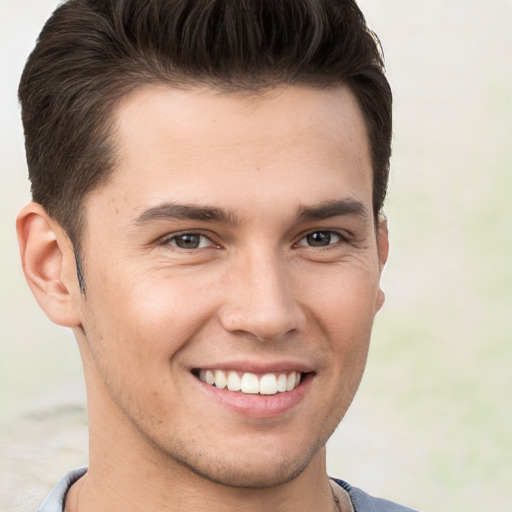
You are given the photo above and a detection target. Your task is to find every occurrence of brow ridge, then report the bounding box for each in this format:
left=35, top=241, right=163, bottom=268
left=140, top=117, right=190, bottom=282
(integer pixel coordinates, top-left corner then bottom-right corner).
left=294, top=199, right=369, bottom=223
left=133, top=198, right=368, bottom=227
left=134, top=203, right=238, bottom=225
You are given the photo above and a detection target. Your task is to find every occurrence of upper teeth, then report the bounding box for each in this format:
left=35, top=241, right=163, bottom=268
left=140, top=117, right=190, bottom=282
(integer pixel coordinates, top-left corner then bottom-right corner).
left=199, top=370, right=302, bottom=395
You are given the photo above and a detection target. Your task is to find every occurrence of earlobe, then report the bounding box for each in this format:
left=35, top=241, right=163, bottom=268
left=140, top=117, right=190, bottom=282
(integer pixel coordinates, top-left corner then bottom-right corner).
left=16, top=203, right=81, bottom=327
left=375, top=288, right=386, bottom=313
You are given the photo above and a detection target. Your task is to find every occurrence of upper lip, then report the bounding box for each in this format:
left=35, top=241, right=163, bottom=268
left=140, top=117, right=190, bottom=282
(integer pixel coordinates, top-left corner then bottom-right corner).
left=190, top=360, right=315, bottom=374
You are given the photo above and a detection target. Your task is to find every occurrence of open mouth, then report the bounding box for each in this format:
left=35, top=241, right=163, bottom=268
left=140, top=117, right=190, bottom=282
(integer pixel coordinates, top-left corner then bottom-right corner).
left=193, top=369, right=305, bottom=396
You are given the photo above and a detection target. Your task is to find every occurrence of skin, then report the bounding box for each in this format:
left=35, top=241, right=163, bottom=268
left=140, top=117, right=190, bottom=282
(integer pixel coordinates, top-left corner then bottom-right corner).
left=17, top=84, right=388, bottom=512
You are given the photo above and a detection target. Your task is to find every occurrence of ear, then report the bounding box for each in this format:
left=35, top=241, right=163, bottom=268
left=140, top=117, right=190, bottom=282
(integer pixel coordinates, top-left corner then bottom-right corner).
left=377, top=214, right=389, bottom=271
left=16, top=202, right=82, bottom=327
left=374, top=214, right=389, bottom=312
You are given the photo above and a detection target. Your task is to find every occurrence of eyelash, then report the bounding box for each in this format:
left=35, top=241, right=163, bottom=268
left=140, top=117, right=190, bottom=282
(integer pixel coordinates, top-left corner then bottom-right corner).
left=159, top=229, right=349, bottom=251
left=159, top=232, right=216, bottom=250
left=294, top=229, right=349, bottom=249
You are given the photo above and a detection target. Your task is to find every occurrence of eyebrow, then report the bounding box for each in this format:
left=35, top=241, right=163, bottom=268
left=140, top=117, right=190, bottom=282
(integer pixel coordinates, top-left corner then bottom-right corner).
left=294, top=199, right=370, bottom=223
left=133, top=203, right=239, bottom=225
left=133, top=198, right=369, bottom=227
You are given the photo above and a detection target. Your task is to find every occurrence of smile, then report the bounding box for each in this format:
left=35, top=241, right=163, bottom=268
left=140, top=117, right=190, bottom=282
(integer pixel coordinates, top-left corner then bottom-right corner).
left=197, top=369, right=303, bottom=395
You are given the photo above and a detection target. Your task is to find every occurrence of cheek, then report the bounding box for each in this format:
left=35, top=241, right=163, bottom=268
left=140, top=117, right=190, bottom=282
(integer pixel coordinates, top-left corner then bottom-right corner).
left=81, top=265, right=220, bottom=364
left=298, top=265, right=379, bottom=370
left=300, top=264, right=380, bottom=326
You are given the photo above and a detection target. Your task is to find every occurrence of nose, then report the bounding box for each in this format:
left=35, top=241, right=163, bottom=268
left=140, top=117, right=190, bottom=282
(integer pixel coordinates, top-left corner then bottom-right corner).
left=218, top=250, right=305, bottom=342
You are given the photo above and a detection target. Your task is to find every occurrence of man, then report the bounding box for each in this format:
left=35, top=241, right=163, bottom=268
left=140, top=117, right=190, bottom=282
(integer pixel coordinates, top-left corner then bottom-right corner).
left=16, top=0, right=417, bottom=511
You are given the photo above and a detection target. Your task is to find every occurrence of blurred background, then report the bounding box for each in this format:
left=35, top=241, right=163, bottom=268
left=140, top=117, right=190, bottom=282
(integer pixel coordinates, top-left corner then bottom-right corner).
left=0, top=1, right=510, bottom=510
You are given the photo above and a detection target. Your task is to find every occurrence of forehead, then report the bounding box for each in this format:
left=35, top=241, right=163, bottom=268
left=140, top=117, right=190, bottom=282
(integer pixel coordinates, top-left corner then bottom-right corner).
left=113, top=84, right=370, bottom=163
left=87, top=84, right=373, bottom=222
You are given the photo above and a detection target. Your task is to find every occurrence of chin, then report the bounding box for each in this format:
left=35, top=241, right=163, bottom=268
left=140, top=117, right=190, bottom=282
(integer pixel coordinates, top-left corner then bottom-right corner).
left=182, top=454, right=310, bottom=489
left=166, top=434, right=326, bottom=489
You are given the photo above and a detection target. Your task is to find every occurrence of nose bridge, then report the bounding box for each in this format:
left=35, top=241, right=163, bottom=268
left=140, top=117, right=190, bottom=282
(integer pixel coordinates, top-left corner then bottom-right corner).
left=220, top=245, right=303, bottom=341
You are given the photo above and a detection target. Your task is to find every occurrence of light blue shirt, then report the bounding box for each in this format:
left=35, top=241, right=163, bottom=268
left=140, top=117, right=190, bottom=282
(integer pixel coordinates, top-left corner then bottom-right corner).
left=37, top=467, right=419, bottom=512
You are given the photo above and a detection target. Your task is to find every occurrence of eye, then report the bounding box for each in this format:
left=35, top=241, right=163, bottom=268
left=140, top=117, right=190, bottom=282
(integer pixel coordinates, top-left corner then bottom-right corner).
left=165, top=233, right=214, bottom=250
left=296, top=230, right=343, bottom=247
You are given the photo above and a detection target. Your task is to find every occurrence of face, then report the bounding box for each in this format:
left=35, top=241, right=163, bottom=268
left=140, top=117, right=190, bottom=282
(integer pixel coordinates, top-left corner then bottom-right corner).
left=73, top=84, right=387, bottom=487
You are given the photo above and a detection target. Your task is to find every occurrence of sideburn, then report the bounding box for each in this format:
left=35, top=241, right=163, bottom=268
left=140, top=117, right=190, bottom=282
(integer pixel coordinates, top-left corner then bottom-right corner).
left=74, top=250, right=87, bottom=295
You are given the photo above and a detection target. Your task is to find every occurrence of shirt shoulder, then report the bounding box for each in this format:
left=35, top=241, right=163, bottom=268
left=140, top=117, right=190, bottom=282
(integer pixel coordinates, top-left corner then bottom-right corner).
left=331, top=478, right=421, bottom=512
left=39, top=470, right=419, bottom=512
left=37, top=467, right=87, bottom=512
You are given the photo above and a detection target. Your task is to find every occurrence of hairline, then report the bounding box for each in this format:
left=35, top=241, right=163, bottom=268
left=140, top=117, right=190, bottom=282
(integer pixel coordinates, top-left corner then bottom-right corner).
left=71, top=77, right=380, bottom=239
left=63, top=77, right=383, bottom=293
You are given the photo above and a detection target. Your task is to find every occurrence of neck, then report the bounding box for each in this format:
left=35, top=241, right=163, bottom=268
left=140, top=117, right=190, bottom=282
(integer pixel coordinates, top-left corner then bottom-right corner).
left=68, top=357, right=339, bottom=512
left=69, top=438, right=337, bottom=512
left=67, top=449, right=337, bottom=512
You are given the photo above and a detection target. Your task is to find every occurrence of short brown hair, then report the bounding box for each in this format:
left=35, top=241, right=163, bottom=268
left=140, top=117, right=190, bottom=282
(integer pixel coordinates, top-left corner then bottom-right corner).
left=19, top=0, right=392, bottom=250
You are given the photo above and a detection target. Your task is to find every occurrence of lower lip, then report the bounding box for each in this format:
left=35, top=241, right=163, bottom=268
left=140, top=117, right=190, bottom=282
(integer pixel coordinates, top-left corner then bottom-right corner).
left=194, top=373, right=313, bottom=418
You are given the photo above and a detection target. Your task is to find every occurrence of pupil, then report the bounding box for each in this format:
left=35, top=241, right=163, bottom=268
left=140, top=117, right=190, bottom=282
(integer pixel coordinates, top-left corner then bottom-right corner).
left=307, top=232, right=330, bottom=246
left=177, top=234, right=200, bottom=249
